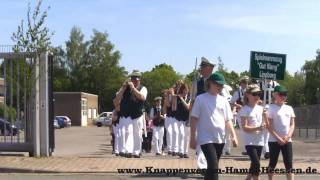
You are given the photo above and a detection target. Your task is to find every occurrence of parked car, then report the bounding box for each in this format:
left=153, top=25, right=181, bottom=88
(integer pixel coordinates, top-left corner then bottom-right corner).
left=54, top=118, right=60, bottom=129
left=0, top=119, right=18, bottom=136
left=55, top=117, right=65, bottom=128
left=94, top=112, right=112, bottom=127
left=56, top=116, right=72, bottom=127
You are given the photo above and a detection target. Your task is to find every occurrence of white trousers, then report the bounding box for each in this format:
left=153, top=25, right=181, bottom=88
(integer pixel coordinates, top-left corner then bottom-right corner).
left=172, top=118, right=179, bottom=153
left=153, top=126, right=164, bottom=154
left=113, top=124, right=120, bottom=154
left=119, top=116, right=143, bottom=155
left=263, top=129, right=270, bottom=153
left=165, top=117, right=174, bottom=152
left=184, top=126, right=190, bottom=155
left=178, top=121, right=185, bottom=154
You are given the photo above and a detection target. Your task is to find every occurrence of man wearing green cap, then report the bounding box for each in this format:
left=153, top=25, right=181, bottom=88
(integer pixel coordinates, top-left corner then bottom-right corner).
left=190, top=72, right=238, bottom=180
left=113, top=70, right=148, bottom=158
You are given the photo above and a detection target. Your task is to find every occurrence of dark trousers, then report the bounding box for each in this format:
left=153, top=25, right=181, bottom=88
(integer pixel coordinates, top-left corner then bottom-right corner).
left=201, top=143, right=225, bottom=180
left=163, top=128, right=167, bottom=150
left=111, top=133, right=115, bottom=152
left=142, top=132, right=153, bottom=153
left=268, top=142, right=293, bottom=172
left=245, top=145, right=263, bottom=176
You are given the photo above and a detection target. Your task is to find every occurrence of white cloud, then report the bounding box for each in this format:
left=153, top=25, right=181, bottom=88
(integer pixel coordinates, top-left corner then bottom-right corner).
left=183, top=1, right=320, bottom=38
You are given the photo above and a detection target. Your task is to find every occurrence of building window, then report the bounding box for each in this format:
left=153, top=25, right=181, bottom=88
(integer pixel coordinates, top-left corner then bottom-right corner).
left=93, top=109, right=97, bottom=118
left=81, top=98, right=87, bottom=116
left=88, top=109, right=92, bottom=119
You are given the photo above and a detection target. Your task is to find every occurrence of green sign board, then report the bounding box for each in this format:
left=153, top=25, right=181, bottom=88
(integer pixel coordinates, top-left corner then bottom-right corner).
left=250, top=51, right=286, bottom=80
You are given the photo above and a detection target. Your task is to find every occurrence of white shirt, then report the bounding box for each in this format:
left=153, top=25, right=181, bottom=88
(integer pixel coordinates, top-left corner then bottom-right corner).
left=268, top=104, right=295, bottom=142
left=191, top=92, right=233, bottom=145
left=230, top=87, right=245, bottom=104
left=238, top=105, right=265, bottom=146
left=149, top=105, right=161, bottom=119
left=139, top=86, right=148, bottom=100
left=221, top=85, right=232, bottom=102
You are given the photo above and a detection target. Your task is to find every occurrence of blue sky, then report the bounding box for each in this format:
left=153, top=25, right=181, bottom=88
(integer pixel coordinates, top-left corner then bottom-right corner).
left=1, top=0, right=319, bottom=75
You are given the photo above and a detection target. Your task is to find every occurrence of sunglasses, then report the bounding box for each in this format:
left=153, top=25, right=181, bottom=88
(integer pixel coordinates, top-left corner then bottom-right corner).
left=251, top=92, right=260, bottom=97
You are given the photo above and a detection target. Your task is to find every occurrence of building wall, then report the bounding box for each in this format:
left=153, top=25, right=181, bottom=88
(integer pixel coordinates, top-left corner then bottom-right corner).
left=53, top=92, right=98, bottom=126
left=81, top=93, right=98, bottom=126
left=53, top=93, right=81, bottom=126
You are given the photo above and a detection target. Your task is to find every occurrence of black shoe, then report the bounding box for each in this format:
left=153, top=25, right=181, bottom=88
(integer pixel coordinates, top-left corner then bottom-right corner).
left=115, top=153, right=119, bottom=156
left=133, top=154, right=141, bottom=158
left=156, top=153, right=161, bottom=156
left=168, top=151, right=172, bottom=155
left=183, top=154, right=189, bottom=158
left=264, top=152, right=270, bottom=159
left=126, top=153, right=132, bottom=158
left=225, top=152, right=231, bottom=156
left=172, top=152, right=177, bottom=156
left=119, top=152, right=126, bottom=157
left=179, top=153, right=184, bottom=158
left=241, top=151, right=248, bottom=156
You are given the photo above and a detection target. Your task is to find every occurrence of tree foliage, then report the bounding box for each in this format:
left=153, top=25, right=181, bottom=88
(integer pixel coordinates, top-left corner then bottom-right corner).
left=141, top=63, right=181, bottom=108
left=11, top=0, right=53, bottom=55
left=301, top=50, right=320, bottom=105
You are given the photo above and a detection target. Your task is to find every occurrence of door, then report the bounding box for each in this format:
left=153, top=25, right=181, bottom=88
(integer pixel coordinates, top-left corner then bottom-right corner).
left=81, top=98, right=88, bottom=126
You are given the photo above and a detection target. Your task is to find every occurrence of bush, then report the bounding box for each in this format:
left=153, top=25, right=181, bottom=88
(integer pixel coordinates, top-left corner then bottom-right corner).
left=0, top=103, right=17, bottom=121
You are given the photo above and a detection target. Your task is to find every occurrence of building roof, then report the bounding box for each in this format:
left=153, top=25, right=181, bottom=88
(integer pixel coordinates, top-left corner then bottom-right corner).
left=53, top=92, right=98, bottom=97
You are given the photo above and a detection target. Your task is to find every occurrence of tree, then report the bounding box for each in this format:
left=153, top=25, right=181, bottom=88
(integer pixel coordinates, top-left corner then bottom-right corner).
left=66, top=29, right=126, bottom=111
left=301, top=50, right=320, bottom=105
left=11, top=0, right=53, bottom=55
left=141, top=63, right=181, bottom=108
left=8, top=0, right=53, bottom=115
left=279, top=71, right=306, bottom=107
left=66, top=27, right=88, bottom=69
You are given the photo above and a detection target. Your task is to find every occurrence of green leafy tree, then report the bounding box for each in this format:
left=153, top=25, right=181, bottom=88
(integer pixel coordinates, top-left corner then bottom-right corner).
left=301, top=50, right=320, bottom=105
left=11, top=0, right=53, bottom=55
left=279, top=71, right=306, bottom=107
left=141, top=63, right=181, bottom=108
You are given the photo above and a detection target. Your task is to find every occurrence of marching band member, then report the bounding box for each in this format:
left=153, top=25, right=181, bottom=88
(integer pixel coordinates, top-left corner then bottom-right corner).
left=171, top=80, right=184, bottom=156
left=163, top=88, right=175, bottom=155
left=175, top=83, right=191, bottom=158
left=150, top=97, right=165, bottom=155
left=113, top=70, right=148, bottom=158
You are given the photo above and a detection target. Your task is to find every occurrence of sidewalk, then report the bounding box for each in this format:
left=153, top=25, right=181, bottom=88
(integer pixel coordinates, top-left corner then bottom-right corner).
left=0, top=127, right=320, bottom=176
left=0, top=155, right=319, bottom=174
